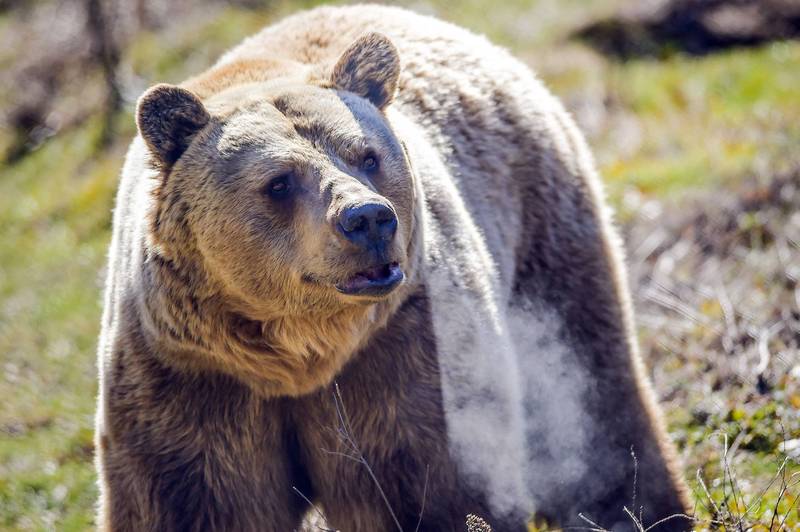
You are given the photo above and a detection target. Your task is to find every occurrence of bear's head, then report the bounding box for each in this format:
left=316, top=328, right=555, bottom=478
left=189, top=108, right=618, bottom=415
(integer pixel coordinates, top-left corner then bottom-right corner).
left=135, top=33, right=420, bottom=396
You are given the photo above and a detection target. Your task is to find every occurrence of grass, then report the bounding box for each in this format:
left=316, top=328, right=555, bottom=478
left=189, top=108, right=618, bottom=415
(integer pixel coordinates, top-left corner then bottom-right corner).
left=601, top=42, right=800, bottom=201
left=535, top=39, right=800, bottom=209
left=0, top=0, right=798, bottom=529
left=0, top=115, right=117, bottom=531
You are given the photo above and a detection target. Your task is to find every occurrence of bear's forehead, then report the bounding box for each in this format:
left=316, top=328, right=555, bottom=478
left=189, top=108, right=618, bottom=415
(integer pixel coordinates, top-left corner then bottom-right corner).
left=210, top=84, right=392, bottom=159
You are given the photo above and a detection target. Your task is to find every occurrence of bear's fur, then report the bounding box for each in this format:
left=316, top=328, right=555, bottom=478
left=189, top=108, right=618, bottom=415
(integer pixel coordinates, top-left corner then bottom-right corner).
left=95, top=5, right=690, bottom=531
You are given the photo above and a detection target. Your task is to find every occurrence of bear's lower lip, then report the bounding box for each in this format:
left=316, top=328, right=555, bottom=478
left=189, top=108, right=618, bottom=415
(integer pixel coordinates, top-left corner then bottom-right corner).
left=336, top=263, right=404, bottom=297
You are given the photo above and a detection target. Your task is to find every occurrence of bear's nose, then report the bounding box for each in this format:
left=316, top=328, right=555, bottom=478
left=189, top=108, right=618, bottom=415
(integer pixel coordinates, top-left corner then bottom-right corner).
left=337, top=203, right=398, bottom=249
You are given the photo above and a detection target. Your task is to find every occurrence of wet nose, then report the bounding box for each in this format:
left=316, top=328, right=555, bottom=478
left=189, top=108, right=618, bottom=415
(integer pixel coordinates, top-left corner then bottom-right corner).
left=337, top=203, right=398, bottom=249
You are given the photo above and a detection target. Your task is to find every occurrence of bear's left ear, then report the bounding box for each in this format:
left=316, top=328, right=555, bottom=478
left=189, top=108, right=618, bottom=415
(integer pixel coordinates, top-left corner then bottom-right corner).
left=136, top=84, right=210, bottom=168
left=331, top=32, right=401, bottom=110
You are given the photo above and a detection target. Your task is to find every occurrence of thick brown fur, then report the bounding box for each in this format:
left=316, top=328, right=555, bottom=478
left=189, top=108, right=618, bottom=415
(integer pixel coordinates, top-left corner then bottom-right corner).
left=96, top=5, right=690, bottom=531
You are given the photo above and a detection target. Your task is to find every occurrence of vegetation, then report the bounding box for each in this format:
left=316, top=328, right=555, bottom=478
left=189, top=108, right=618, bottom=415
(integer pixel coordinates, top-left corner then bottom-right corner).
left=0, top=0, right=797, bottom=529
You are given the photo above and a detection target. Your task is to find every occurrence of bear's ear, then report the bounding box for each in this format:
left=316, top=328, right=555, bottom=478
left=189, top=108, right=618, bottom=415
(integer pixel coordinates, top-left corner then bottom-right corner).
left=331, top=32, right=400, bottom=110
left=136, top=84, right=210, bottom=168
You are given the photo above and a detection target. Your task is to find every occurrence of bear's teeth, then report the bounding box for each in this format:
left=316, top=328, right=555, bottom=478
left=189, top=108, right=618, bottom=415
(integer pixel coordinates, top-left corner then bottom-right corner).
left=349, top=263, right=398, bottom=285
left=364, top=265, right=385, bottom=281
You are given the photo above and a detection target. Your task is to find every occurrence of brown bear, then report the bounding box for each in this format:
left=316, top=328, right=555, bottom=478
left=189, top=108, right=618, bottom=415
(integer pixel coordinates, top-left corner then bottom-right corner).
left=94, top=5, right=691, bottom=531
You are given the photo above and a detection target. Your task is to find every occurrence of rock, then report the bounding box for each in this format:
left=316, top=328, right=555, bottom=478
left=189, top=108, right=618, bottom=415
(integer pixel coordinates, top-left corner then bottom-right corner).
left=575, top=0, right=800, bottom=59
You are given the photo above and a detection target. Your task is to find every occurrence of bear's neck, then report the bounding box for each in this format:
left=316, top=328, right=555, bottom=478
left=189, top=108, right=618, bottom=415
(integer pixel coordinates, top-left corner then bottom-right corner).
left=137, top=248, right=394, bottom=397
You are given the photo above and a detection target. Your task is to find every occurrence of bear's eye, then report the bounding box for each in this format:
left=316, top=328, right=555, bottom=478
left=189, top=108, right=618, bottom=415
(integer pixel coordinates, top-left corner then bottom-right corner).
left=264, top=174, right=293, bottom=200
left=360, top=152, right=379, bottom=173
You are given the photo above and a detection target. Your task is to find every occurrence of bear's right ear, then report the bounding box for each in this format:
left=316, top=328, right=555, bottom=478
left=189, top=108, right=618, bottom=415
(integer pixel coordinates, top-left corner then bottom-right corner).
left=136, top=84, right=210, bottom=168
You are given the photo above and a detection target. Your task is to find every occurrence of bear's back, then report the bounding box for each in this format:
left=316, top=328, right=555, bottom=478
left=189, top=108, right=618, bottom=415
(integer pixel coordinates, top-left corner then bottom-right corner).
left=209, top=5, right=579, bottom=293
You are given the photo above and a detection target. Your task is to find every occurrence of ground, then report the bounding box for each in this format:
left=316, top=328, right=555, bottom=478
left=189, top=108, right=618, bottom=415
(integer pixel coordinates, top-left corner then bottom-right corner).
left=0, top=0, right=797, bottom=530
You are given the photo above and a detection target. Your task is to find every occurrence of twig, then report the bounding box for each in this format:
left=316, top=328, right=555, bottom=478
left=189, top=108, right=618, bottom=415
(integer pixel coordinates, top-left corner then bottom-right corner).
left=330, top=382, right=404, bottom=532
left=642, top=512, right=696, bottom=532
left=756, top=326, right=773, bottom=375
left=414, top=464, right=429, bottom=532
left=777, top=474, right=800, bottom=531
left=720, top=432, right=744, bottom=527
left=715, top=280, right=739, bottom=353
left=292, top=486, right=337, bottom=532
left=769, top=458, right=792, bottom=532
left=622, top=507, right=645, bottom=532
left=697, top=469, right=722, bottom=518
left=743, top=457, right=789, bottom=518
left=576, top=513, right=611, bottom=531
left=630, top=446, right=638, bottom=518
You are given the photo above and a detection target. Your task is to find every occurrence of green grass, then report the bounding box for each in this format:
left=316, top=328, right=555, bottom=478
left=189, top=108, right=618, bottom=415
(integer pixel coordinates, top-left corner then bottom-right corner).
left=535, top=39, right=800, bottom=208
left=0, top=115, right=118, bottom=531
left=1, top=1, right=798, bottom=529
left=601, top=42, right=800, bottom=201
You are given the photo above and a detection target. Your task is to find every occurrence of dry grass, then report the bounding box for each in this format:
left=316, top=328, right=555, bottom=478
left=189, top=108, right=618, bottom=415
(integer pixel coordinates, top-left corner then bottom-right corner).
left=626, top=171, right=800, bottom=529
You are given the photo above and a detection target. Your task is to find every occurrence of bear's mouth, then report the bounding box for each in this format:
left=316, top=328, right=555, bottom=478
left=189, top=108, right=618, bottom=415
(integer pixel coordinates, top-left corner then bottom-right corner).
left=336, top=262, right=404, bottom=297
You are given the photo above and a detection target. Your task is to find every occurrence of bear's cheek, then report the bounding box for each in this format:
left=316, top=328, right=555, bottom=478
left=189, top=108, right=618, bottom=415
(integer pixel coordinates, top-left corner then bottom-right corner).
left=194, top=221, right=294, bottom=302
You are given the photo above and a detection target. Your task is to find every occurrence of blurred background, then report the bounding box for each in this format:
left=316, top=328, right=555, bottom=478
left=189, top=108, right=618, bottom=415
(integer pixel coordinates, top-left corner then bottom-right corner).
left=0, top=0, right=798, bottom=529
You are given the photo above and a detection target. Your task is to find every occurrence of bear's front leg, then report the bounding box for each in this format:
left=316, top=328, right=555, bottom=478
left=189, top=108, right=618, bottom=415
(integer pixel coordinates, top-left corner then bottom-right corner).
left=291, top=292, right=529, bottom=532
left=96, top=348, right=307, bottom=532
